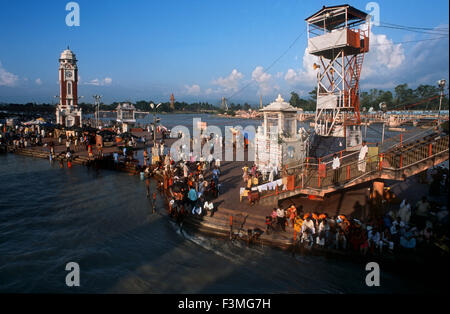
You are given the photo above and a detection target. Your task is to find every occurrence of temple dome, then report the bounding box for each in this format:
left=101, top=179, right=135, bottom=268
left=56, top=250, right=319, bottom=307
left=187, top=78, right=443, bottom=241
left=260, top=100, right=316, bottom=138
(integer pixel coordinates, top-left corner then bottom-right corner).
left=261, top=94, right=298, bottom=112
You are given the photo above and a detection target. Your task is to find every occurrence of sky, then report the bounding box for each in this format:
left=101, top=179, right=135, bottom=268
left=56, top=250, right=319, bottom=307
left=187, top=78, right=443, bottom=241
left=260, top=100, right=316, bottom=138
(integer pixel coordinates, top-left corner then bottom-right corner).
left=0, top=0, right=448, bottom=105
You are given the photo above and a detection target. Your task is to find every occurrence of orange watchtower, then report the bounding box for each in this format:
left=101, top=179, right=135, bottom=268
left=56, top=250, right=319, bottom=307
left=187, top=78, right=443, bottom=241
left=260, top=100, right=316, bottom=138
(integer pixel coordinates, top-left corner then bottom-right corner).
left=306, top=5, right=370, bottom=148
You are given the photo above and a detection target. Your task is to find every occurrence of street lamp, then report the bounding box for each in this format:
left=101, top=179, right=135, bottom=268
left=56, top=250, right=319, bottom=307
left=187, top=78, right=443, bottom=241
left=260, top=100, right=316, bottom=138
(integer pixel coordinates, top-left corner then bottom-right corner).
left=437, top=79, right=446, bottom=130
left=379, top=102, right=387, bottom=144
left=150, top=102, right=162, bottom=160
left=93, top=95, right=102, bottom=129
left=362, top=106, right=368, bottom=139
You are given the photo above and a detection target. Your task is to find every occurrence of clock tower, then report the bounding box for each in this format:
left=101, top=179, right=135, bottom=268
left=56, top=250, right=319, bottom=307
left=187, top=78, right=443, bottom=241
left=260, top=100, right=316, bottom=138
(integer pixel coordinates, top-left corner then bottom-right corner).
left=56, top=46, right=82, bottom=127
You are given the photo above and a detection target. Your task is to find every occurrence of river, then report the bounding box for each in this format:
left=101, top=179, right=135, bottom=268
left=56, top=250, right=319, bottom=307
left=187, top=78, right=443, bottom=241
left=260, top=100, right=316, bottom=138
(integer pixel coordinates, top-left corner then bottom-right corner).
left=0, top=114, right=446, bottom=293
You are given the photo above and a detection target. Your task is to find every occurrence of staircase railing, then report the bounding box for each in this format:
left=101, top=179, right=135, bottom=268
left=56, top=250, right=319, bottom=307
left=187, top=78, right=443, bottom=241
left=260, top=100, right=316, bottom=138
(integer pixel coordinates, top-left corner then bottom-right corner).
left=258, top=134, right=449, bottom=201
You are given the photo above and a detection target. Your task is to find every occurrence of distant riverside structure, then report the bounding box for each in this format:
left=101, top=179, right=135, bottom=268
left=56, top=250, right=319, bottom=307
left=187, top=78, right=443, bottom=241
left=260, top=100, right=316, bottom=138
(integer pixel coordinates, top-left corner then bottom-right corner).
left=221, top=97, right=229, bottom=111
left=255, top=94, right=309, bottom=172
left=55, top=47, right=82, bottom=127
left=116, top=102, right=136, bottom=132
left=170, top=93, right=175, bottom=110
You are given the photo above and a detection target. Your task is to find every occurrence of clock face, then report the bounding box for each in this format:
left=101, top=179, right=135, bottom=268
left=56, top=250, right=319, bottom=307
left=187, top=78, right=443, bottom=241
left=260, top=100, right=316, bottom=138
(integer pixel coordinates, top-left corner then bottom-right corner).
left=65, top=71, right=73, bottom=79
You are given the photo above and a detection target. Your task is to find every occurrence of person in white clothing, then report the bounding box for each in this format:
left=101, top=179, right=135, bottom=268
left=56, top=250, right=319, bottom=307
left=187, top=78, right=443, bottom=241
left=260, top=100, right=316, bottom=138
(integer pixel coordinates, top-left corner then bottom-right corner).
left=316, top=219, right=329, bottom=247
left=358, top=141, right=369, bottom=172
left=398, top=199, right=411, bottom=224
left=203, top=200, right=214, bottom=216
left=183, top=163, right=189, bottom=178
left=276, top=208, right=286, bottom=231
left=368, top=227, right=382, bottom=252
left=332, top=153, right=341, bottom=186
left=301, top=216, right=315, bottom=247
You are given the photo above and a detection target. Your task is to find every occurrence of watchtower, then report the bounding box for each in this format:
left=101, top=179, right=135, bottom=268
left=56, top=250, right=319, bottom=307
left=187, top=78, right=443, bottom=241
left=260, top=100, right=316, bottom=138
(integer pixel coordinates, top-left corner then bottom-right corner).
left=306, top=5, right=370, bottom=148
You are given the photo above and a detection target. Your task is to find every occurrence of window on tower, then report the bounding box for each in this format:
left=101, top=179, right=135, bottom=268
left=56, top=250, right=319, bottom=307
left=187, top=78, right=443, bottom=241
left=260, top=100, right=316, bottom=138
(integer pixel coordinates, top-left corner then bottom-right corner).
left=67, top=82, right=72, bottom=95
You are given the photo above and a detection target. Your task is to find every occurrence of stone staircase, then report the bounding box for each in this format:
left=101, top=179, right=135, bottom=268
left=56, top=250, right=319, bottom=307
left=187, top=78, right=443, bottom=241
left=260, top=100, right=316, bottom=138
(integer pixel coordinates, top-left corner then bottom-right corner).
left=11, top=147, right=140, bottom=174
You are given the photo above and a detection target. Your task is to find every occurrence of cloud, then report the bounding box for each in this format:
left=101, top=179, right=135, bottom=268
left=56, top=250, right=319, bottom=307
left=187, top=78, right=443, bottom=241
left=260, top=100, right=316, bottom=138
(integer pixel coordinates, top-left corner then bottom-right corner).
left=284, top=48, right=317, bottom=87
left=212, top=69, right=244, bottom=92
left=360, top=25, right=448, bottom=90
left=35, top=78, right=42, bottom=85
left=85, top=77, right=112, bottom=86
left=361, top=31, right=405, bottom=82
left=0, top=61, right=19, bottom=87
left=185, top=84, right=201, bottom=95
left=251, top=66, right=274, bottom=96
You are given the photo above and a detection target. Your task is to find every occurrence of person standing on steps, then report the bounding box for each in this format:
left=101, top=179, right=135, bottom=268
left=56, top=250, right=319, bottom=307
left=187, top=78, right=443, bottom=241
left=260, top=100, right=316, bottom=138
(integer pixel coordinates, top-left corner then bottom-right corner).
left=332, top=153, right=341, bottom=186
left=358, top=141, right=369, bottom=172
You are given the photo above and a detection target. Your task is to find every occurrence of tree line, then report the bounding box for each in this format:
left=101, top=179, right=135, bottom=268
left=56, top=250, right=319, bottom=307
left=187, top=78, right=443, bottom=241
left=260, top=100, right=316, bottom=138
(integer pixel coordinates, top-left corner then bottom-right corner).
left=1, top=83, right=447, bottom=116
left=288, top=83, right=448, bottom=111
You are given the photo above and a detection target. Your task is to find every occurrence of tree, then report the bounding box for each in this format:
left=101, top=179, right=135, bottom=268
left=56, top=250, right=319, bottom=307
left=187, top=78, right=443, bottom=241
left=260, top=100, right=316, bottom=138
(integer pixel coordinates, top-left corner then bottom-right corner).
left=414, top=84, right=439, bottom=110
left=308, top=87, right=318, bottom=102
left=289, top=92, right=301, bottom=108
left=394, top=84, right=415, bottom=109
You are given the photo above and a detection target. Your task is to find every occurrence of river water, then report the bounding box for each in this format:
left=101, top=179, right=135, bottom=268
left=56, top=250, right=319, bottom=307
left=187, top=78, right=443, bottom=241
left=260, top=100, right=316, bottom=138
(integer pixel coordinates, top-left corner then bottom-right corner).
left=0, top=114, right=444, bottom=293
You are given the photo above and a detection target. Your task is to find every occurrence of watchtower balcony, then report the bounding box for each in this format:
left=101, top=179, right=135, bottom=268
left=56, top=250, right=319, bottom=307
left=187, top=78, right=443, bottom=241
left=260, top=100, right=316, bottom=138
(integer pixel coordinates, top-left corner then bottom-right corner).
left=308, top=28, right=369, bottom=59
left=306, top=4, right=370, bottom=59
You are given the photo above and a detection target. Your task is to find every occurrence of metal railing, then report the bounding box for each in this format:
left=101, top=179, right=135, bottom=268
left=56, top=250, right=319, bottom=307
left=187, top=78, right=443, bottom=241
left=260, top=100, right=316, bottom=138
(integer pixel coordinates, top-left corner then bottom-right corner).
left=383, top=135, right=449, bottom=170
left=258, top=134, right=449, bottom=200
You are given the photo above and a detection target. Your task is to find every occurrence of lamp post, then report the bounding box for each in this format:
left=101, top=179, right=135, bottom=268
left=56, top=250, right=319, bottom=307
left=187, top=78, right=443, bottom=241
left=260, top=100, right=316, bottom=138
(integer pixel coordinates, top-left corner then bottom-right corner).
left=93, top=95, right=102, bottom=129
left=437, top=79, right=446, bottom=131
left=379, top=102, right=387, bottom=144
left=362, top=106, right=367, bottom=139
left=150, top=102, right=161, bottom=163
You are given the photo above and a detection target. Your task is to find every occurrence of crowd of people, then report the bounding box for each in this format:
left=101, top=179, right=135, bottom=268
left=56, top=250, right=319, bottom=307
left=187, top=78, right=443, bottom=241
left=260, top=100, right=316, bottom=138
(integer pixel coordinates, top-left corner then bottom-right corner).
left=1, top=124, right=47, bottom=149
left=263, top=190, right=448, bottom=257
left=146, top=141, right=223, bottom=226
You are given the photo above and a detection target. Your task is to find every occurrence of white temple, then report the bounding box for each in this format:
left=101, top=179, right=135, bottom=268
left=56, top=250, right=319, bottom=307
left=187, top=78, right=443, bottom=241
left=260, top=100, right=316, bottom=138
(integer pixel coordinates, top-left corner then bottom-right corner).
left=255, top=94, right=309, bottom=172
